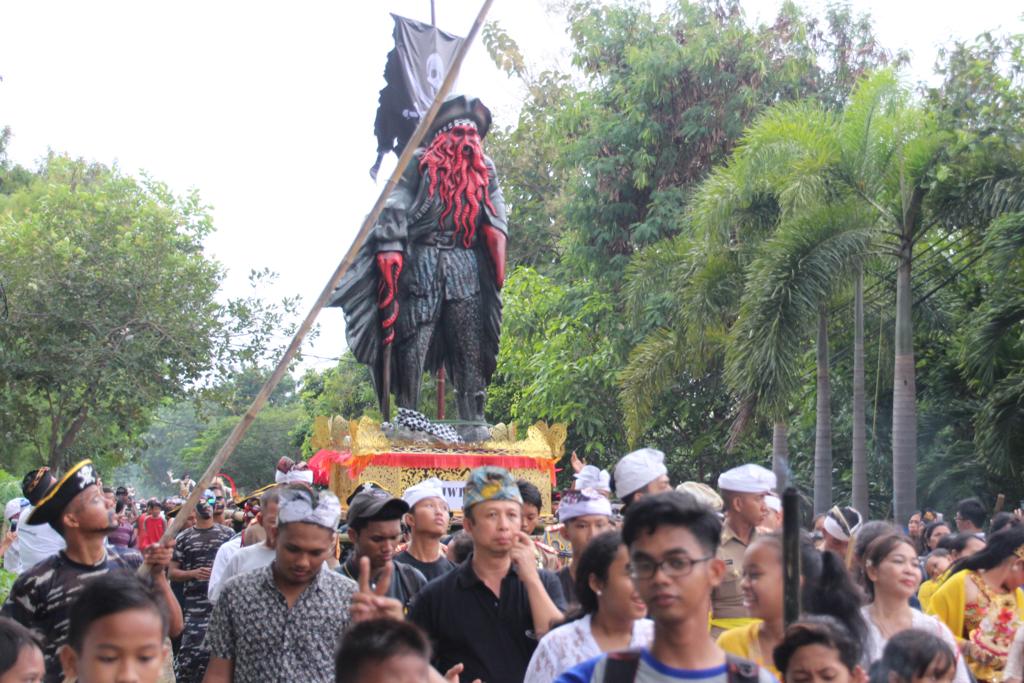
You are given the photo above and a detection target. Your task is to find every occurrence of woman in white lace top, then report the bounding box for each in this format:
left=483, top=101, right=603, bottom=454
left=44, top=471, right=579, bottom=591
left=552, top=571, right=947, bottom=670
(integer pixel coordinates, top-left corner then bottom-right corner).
left=860, top=533, right=970, bottom=683
left=524, top=531, right=653, bottom=683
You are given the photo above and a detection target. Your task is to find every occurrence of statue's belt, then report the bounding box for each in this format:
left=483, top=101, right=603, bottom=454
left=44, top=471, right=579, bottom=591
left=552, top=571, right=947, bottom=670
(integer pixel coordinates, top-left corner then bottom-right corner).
left=415, top=232, right=475, bottom=250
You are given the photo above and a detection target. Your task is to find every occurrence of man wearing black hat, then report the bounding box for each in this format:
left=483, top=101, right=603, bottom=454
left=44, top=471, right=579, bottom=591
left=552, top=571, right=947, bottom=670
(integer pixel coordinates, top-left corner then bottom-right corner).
left=0, top=459, right=183, bottom=683
left=330, top=94, right=508, bottom=436
left=338, top=487, right=427, bottom=609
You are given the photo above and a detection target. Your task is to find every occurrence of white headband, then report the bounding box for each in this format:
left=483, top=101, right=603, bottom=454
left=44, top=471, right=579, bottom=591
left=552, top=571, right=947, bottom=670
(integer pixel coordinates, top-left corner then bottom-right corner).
left=402, top=477, right=446, bottom=509
left=823, top=510, right=861, bottom=542
left=277, top=488, right=341, bottom=530
left=275, top=469, right=314, bottom=485
left=559, top=488, right=613, bottom=523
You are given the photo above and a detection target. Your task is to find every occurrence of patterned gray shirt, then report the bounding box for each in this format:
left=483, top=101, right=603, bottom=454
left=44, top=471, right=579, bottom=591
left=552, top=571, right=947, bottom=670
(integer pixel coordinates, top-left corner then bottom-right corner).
left=204, top=563, right=358, bottom=683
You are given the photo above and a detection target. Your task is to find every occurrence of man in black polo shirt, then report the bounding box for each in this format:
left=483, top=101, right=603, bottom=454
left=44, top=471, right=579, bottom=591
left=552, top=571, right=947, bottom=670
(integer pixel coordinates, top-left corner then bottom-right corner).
left=408, top=466, right=567, bottom=683
left=338, top=487, right=427, bottom=609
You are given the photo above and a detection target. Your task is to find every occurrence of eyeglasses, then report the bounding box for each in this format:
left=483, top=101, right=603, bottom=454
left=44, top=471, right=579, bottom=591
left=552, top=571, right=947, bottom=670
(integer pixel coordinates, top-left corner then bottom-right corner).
left=628, top=554, right=712, bottom=580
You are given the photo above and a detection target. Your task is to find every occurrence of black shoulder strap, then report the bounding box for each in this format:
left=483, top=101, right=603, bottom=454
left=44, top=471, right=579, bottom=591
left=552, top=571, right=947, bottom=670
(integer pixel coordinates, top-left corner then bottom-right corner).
left=602, top=650, right=643, bottom=683
left=726, top=653, right=761, bottom=683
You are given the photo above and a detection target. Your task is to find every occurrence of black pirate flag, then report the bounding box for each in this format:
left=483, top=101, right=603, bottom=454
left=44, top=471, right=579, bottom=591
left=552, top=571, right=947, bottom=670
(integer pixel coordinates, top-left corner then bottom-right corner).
left=370, top=14, right=464, bottom=180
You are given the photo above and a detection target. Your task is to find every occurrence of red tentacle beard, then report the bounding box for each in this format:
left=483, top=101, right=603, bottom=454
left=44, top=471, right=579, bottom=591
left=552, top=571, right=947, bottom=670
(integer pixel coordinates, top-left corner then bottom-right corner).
left=419, top=125, right=497, bottom=248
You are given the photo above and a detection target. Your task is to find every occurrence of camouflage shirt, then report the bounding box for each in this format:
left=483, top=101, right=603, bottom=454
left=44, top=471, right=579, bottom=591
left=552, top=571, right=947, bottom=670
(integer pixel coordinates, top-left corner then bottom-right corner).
left=172, top=524, right=235, bottom=606
left=0, top=548, right=143, bottom=683
left=172, top=523, right=235, bottom=683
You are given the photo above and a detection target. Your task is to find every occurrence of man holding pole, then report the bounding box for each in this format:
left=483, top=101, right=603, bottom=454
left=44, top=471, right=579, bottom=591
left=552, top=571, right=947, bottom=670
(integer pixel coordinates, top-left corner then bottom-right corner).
left=1, top=459, right=181, bottom=683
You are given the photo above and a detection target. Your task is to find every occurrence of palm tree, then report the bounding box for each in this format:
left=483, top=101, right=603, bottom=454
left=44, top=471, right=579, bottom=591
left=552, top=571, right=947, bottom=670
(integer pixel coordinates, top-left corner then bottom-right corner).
left=621, top=70, right=946, bottom=520
left=852, top=266, right=869, bottom=514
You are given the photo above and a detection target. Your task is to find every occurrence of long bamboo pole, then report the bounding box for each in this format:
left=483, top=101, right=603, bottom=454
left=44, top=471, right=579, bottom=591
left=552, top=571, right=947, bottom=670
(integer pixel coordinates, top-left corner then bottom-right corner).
left=142, top=0, right=495, bottom=568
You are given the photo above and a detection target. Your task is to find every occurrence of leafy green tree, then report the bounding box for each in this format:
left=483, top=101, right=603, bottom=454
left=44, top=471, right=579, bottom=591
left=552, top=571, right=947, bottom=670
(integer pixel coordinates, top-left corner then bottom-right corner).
left=0, top=126, right=34, bottom=195
left=488, top=267, right=625, bottom=466
left=0, top=156, right=296, bottom=471
left=180, top=404, right=305, bottom=492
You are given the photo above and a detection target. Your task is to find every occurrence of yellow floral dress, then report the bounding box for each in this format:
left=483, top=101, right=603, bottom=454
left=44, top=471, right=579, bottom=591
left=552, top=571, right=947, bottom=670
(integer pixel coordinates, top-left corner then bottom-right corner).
left=963, top=573, right=1023, bottom=683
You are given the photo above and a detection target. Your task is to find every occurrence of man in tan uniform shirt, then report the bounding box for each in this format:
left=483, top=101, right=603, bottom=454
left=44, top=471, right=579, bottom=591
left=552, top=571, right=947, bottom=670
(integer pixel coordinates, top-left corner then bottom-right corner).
left=711, top=463, right=775, bottom=636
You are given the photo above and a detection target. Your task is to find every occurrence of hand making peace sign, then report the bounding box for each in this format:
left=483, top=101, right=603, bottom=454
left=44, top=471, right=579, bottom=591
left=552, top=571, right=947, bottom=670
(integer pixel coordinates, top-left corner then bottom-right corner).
left=350, top=555, right=404, bottom=623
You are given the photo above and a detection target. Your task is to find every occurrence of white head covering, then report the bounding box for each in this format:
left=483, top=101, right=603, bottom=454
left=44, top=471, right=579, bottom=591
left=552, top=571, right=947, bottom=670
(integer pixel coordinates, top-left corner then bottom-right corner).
left=717, top=464, right=776, bottom=494
left=5, top=497, right=29, bottom=522
left=558, top=488, right=613, bottom=522
left=765, top=494, right=782, bottom=513
left=275, top=469, right=314, bottom=485
left=277, top=486, right=341, bottom=530
left=574, top=465, right=611, bottom=493
left=823, top=506, right=862, bottom=541
left=613, top=448, right=668, bottom=499
left=402, top=477, right=446, bottom=509
left=675, top=482, right=723, bottom=511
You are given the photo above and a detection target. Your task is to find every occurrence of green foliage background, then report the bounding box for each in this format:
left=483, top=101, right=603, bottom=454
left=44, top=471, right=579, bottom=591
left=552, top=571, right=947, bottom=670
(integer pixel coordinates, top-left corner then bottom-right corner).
left=2, top=1, right=1023, bottom=522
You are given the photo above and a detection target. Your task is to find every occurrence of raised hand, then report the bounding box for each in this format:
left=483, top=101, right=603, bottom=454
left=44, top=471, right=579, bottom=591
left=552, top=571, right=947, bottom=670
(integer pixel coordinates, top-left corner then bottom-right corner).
left=350, top=555, right=404, bottom=622
left=570, top=450, right=584, bottom=474
left=509, top=531, right=539, bottom=580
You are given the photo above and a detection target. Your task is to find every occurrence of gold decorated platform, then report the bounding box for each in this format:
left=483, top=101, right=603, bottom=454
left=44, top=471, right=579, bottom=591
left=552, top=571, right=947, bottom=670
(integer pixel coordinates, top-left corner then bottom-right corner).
left=309, top=416, right=565, bottom=515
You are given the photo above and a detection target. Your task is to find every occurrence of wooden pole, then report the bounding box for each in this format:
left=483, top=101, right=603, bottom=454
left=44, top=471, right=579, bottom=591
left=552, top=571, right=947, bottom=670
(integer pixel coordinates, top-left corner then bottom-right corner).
left=437, top=367, right=446, bottom=419
left=142, top=0, right=495, bottom=568
left=782, top=486, right=801, bottom=626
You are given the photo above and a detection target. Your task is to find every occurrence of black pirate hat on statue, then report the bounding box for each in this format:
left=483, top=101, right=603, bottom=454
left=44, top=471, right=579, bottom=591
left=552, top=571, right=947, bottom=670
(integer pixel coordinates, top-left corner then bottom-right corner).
left=26, top=459, right=100, bottom=526
left=426, top=94, right=492, bottom=142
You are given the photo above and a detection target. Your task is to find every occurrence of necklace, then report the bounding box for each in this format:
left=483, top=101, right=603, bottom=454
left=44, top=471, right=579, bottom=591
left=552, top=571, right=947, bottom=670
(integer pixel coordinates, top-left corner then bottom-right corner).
left=870, top=604, right=911, bottom=639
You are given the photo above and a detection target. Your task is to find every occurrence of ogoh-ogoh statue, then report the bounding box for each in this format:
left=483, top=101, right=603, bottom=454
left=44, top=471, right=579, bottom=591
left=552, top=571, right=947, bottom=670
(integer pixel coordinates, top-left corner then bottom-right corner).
left=330, top=95, right=507, bottom=440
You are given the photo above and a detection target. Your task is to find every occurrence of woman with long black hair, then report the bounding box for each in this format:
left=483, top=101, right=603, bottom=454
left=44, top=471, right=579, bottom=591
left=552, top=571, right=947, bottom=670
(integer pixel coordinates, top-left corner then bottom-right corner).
left=524, top=531, right=652, bottom=683
left=928, top=525, right=1024, bottom=682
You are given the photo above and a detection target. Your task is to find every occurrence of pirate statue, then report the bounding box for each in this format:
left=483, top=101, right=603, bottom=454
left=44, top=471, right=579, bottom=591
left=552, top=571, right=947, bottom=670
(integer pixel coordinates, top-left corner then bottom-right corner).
left=331, top=95, right=507, bottom=442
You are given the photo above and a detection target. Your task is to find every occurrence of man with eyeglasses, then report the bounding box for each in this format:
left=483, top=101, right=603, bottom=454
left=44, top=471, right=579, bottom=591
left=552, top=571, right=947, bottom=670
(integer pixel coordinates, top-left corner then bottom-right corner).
left=954, top=497, right=987, bottom=538
left=339, top=487, right=428, bottom=609
left=712, top=464, right=775, bottom=636
left=169, top=488, right=236, bottom=683
left=556, top=492, right=776, bottom=683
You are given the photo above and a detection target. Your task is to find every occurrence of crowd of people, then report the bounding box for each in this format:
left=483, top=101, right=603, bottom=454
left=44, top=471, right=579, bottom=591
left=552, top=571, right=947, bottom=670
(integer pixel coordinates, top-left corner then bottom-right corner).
left=2, top=450, right=1024, bottom=683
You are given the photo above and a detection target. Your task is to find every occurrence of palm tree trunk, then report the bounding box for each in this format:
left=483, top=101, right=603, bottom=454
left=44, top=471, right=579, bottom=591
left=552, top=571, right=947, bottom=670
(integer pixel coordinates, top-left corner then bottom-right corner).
left=813, top=305, right=832, bottom=514
left=892, top=236, right=917, bottom=525
left=852, top=267, right=869, bottom=515
left=772, top=421, right=789, bottom=489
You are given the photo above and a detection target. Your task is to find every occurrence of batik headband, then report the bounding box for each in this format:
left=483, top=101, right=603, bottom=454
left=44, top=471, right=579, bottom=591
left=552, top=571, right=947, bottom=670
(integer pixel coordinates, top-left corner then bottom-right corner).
left=277, top=485, right=341, bottom=530
left=558, top=487, right=612, bottom=522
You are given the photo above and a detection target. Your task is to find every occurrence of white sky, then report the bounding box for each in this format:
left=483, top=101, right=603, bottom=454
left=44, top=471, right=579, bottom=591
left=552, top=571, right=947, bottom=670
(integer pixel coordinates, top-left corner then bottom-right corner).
left=2, top=1, right=1021, bottom=375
